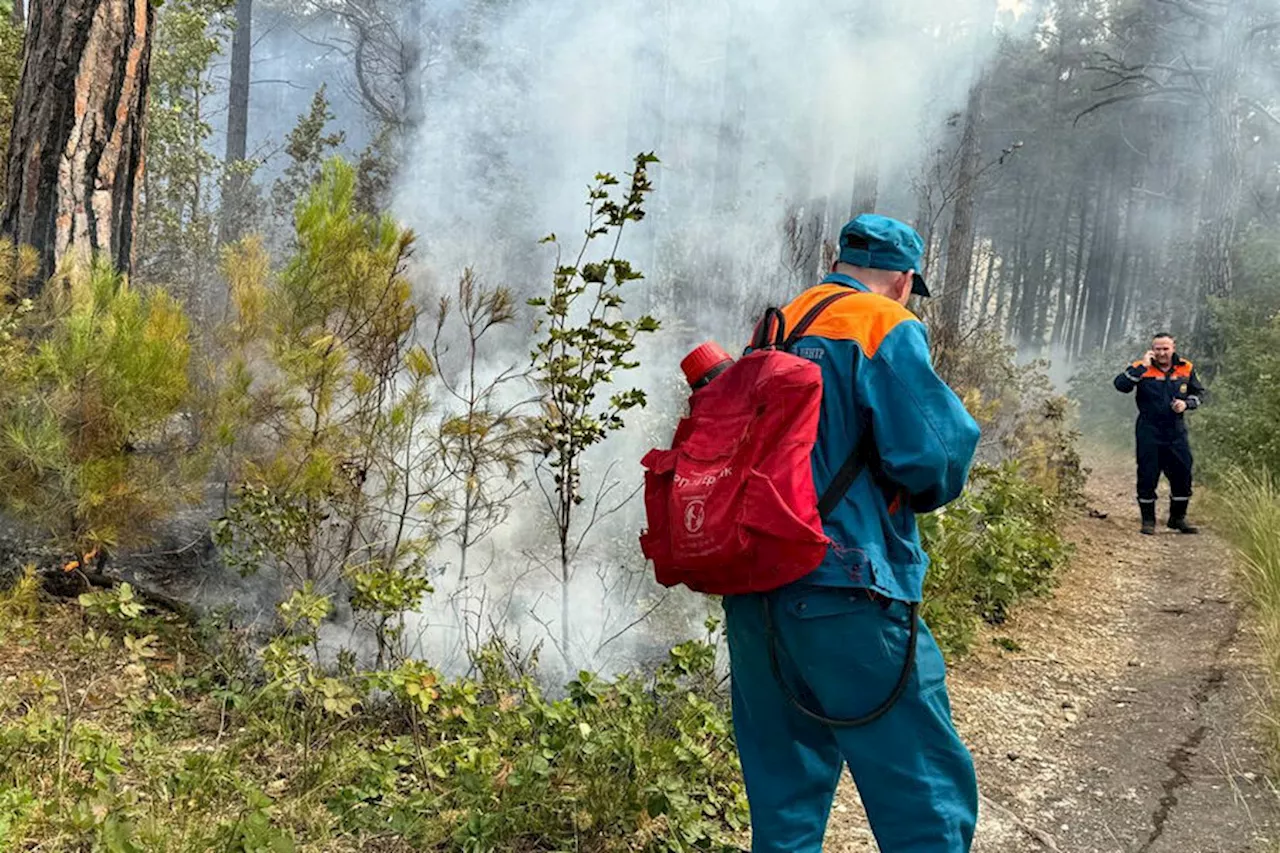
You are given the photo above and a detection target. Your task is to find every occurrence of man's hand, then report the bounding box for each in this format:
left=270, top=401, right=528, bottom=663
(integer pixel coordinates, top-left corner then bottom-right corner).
left=1142, top=350, right=1155, bottom=367
left=1172, top=400, right=1188, bottom=414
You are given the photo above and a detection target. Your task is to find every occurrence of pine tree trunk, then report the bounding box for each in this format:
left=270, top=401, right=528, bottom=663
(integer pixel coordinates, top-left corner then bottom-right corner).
left=402, top=1, right=424, bottom=131
left=975, top=245, right=996, bottom=317
left=219, top=0, right=251, bottom=246
left=1049, top=191, right=1072, bottom=348
left=1040, top=184, right=1073, bottom=347
left=935, top=76, right=984, bottom=373
left=3, top=0, right=153, bottom=287
left=914, top=185, right=937, bottom=282
left=1106, top=193, right=1134, bottom=349
left=1018, top=216, right=1050, bottom=351
left=1067, top=186, right=1093, bottom=357
left=1004, top=213, right=1027, bottom=341
left=1191, top=0, right=1250, bottom=346
left=1008, top=185, right=1039, bottom=343
left=1082, top=161, right=1123, bottom=352
left=848, top=133, right=878, bottom=218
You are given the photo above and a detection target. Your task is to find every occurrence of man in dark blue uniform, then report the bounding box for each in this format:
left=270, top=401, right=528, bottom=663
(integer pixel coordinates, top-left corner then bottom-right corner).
left=1114, top=333, right=1206, bottom=535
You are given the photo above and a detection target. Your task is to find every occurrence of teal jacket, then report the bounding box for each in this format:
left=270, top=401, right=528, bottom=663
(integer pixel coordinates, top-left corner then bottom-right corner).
left=769, top=273, right=980, bottom=601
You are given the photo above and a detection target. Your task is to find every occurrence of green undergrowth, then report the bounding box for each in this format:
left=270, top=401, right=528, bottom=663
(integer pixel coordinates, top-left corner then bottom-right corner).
left=926, top=331, right=1083, bottom=657
left=0, top=442, right=1079, bottom=850
left=0, top=574, right=747, bottom=852
left=0, top=457, right=1078, bottom=851
left=921, top=461, right=1074, bottom=656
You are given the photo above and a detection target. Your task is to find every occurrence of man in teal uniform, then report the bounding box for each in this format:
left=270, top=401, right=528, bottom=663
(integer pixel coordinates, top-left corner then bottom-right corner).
left=724, top=214, right=981, bottom=852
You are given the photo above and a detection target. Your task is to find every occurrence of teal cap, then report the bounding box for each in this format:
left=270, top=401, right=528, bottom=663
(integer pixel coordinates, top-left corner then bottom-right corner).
left=837, top=214, right=931, bottom=297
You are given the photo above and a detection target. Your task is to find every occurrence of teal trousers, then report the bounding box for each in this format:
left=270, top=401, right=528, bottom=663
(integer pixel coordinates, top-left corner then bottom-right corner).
left=723, top=587, right=977, bottom=852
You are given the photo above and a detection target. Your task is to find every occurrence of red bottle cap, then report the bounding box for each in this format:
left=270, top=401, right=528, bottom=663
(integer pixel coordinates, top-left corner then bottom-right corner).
left=681, top=342, right=733, bottom=388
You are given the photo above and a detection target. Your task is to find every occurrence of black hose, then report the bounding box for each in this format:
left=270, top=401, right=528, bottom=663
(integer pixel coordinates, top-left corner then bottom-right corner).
left=762, top=596, right=920, bottom=728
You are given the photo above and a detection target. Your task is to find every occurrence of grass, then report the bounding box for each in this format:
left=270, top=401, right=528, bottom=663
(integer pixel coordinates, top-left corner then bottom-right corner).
left=1213, top=468, right=1280, bottom=779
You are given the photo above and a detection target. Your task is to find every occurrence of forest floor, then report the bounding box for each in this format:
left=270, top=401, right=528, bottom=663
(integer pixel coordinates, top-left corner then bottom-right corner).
left=826, top=461, right=1280, bottom=852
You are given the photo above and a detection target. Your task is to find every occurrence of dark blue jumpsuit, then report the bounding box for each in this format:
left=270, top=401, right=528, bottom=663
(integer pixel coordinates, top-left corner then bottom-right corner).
left=1113, top=355, right=1204, bottom=523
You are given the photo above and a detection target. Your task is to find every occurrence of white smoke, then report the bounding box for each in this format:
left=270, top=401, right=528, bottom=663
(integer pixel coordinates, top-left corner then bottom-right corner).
left=397, top=0, right=1001, bottom=282
left=389, top=0, right=1008, bottom=677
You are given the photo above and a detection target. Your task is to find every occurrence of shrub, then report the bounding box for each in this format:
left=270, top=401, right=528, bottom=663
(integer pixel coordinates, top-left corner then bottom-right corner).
left=0, top=252, right=198, bottom=563
left=0, top=564, right=40, bottom=645
left=1197, top=310, right=1280, bottom=482
left=357, top=632, right=746, bottom=850
left=922, top=462, right=1072, bottom=656
left=529, top=152, right=661, bottom=668
left=211, top=158, right=438, bottom=661
left=906, top=330, right=1081, bottom=657
left=0, top=593, right=747, bottom=852
left=942, top=329, right=1086, bottom=506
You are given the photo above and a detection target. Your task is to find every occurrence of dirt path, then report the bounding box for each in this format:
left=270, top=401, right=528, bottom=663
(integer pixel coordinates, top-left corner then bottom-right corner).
left=825, top=464, right=1279, bottom=852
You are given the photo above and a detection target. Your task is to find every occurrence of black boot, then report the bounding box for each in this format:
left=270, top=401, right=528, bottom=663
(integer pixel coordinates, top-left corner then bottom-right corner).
left=1168, top=498, right=1198, bottom=534
left=1140, top=500, right=1157, bottom=536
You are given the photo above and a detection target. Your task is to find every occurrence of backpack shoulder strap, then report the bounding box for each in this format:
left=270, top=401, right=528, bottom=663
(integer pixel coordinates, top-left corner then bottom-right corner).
left=783, top=290, right=857, bottom=350
left=790, top=290, right=878, bottom=520
left=750, top=306, right=788, bottom=351
left=818, top=431, right=872, bottom=519
left=760, top=287, right=875, bottom=519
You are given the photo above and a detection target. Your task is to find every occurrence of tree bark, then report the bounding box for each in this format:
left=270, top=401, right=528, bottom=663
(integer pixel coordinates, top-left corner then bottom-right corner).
left=1039, top=183, right=1073, bottom=348
left=848, top=133, right=879, bottom=218
left=1066, top=185, right=1092, bottom=357
left=1016, top=200, right=1050, bottom=351
left=1011, top=184, right=1045, bottom=345
left=219, top=0, right=251, bottom=246
left=1106, top=199, right=1134, bottom=349
left=1082, top=160, right=1124, bottom=353
left=3, top=0, right=153, bottom=288
left=1191, top=0, right=1250, bottom=345
left=401, top=1, right=424, bottom=131
left=975, top=243, right=996, bottom=317
left=1005, top=203, right=1029, bottom=341
left=1049, top=189, right=1070, bottom=348
left=935, top=76, right=984, bottom=373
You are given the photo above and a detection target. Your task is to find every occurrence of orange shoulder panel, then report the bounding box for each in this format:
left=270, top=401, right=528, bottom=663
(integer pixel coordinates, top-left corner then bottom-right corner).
left=1172, top=361, right=1193, bottom=378
left=779, top=284, right=916, bottom=359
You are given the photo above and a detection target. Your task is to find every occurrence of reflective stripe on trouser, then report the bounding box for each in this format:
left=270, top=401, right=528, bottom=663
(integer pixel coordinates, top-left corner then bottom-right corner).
left=723, top=588, right=977, bottom=853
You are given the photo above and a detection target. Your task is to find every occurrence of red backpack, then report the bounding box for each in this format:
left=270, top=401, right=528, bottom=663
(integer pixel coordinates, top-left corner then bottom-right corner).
left=639, top=292, right=869, bottom=595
